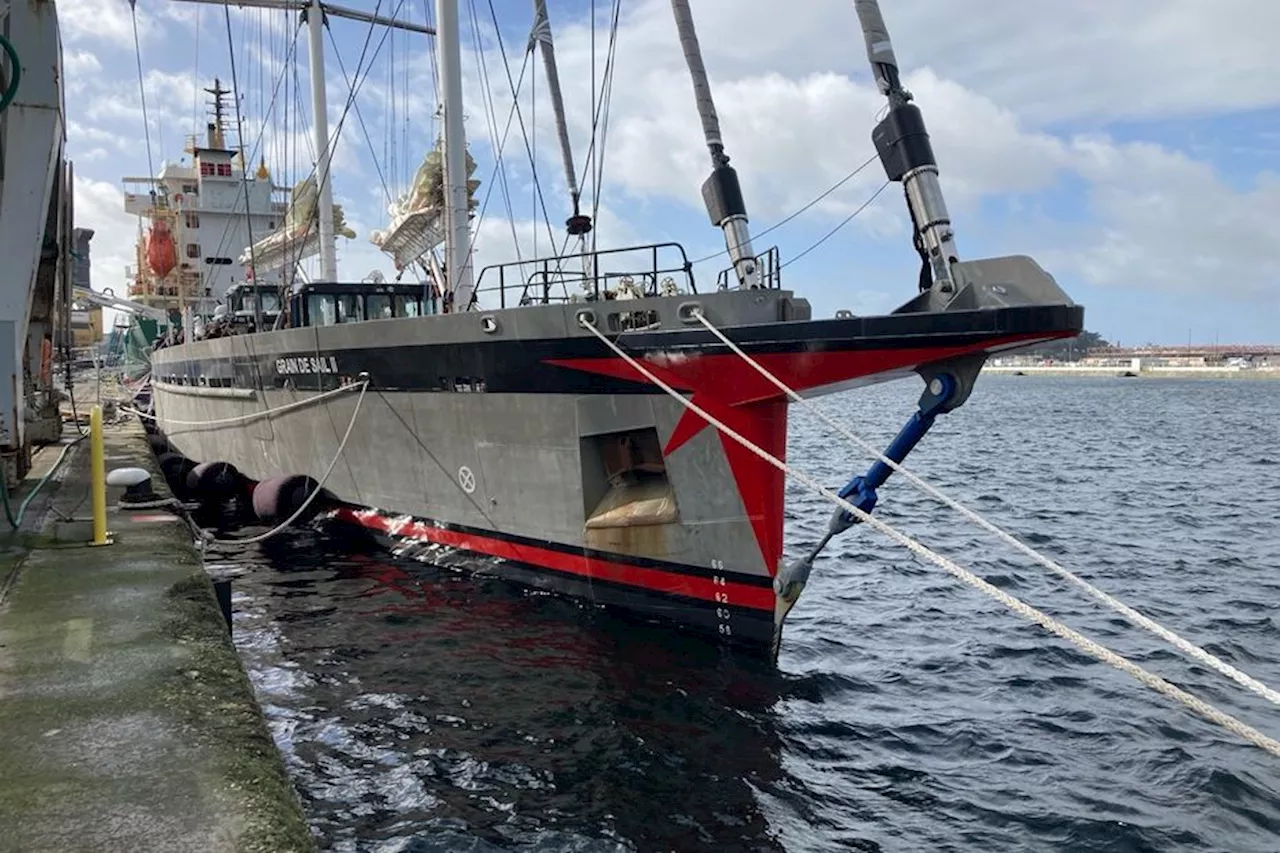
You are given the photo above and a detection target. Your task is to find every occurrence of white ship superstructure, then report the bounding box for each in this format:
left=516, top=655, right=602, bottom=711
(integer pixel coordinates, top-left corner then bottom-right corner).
left=123, top=80, right=284, bottom=317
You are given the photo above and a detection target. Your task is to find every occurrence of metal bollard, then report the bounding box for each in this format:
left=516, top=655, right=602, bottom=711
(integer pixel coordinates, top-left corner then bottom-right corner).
left=89, top=405, right=111, bottom=546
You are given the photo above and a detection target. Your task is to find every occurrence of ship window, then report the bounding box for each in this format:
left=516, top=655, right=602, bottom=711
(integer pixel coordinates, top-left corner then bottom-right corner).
left=205, top=257, right=234, bottom=265
left=240, top=291, right=282, bottom=315
left=216, top=163, right=232, bottom=177
left=184, top=213, right=200, bottom=228
left=200, top=161, right=214, bottom=176
left=182, top=183, right=198, bottom=194
left=394, top=295, right=421, bottom=318
left=366, top=294, right=394, bottom=319
left=307, top=294, right=337, bottom=326
left=268, top=220, right=276, bottom=229
left=336, top=294, right=364, bottom=324
left=186, top=243, right=200, bottom=259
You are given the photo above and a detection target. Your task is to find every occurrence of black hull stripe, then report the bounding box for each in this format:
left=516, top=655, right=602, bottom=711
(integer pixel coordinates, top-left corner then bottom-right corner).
left=150, top=304, right=1084, bottom=395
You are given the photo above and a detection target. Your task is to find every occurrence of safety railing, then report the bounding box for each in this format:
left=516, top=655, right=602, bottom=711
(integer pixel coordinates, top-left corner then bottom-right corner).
left=715, top=245, right=782, bottom=291
left=472, top=242, right=698, bottom=309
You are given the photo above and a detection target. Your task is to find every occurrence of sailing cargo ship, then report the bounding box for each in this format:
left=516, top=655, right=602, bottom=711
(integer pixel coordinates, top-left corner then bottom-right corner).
left=144, top=0, right=1083, bottom=656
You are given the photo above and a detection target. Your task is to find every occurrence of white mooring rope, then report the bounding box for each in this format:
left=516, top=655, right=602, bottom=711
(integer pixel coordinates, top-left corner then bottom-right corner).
left=201, top=379, right=370, bottom=547
left=578, top=317, right=1280, bottom=759
left=121, top=379, right=367, bottom=428
left=691, top=310, right=1280, bottom=711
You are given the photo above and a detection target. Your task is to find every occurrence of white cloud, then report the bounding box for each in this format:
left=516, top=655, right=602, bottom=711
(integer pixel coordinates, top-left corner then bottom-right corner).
left=463, top=0, right=1278, bottom=303
left=73, top=175, right=139, bottom=302
left=61, top=0, right=1280, bottom=324
left=586, top=0, right=1280, bottom=125
left=1047, top=139, right=1280, bottom=298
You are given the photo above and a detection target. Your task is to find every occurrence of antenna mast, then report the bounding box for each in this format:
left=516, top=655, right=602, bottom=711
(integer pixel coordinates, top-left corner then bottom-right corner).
left=203, top=78, right=231, bottom=148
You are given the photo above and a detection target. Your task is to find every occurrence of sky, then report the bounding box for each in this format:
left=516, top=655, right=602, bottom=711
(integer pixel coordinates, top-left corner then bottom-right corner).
left=63, top=0, right=1280, bottom=345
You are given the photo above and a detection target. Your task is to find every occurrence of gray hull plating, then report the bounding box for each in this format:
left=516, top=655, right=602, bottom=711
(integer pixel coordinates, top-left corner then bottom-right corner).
left=152, top=289, right=801, bottom=644
left=149, top=273, right=1083, bottom=650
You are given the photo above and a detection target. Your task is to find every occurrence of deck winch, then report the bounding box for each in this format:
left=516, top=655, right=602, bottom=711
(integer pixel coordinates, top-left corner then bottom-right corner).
left=774, top=359, right=980, bottom=604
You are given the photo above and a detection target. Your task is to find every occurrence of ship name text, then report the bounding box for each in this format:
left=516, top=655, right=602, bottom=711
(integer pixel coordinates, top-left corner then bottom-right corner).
left=276, top=355, right=339, bottom=376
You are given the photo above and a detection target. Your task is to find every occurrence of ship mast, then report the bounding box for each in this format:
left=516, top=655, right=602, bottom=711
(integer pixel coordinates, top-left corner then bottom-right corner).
left=170, top=0, right=435, bottom=286
left=853, top=0, right=959, bottom=294
left=669, top=0, right=761, bottom=289
left=305, top=0, right=338, bottom=282
left=436, top=0, right=474, bottom=309
left=531, top=0, right=591, bottom=242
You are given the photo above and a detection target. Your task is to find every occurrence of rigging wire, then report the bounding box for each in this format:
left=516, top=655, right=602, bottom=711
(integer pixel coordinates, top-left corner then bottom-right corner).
left=384, top=16, right=394, bottom=195
left=402, top=8, right=412, bottom=195
left=200, top=19, right=304, bottom=278
left=544, top=0, right=620, bottom=266
left=692, top=310, right=1280, bottom=711
left=325, top=25, right=395, bottom=206
left=485, top=0, right=560, bottom=258
left=191, top=5, right=202, bottom=138
left=531, top=30, right=537, bottom=259
left=468, top=0, right=528, bottom=269
left=781, top=180, right=891, bottom=270
left=578, top=316, right=1280, bottom=760
left=294, top=0, right=403, bottom=269
left=127, top=0, right=157, bottom=187
left=588, top=0, right=620, bottom=255
left=691, top=152, right=880, bottom=265
left=206, top=0, right=395, bottom=285
left=224, top=4, right=258, bottom=293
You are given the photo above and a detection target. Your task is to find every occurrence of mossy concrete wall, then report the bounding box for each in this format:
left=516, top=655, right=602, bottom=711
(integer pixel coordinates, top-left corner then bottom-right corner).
left=0, top=417, right=314, bottom=852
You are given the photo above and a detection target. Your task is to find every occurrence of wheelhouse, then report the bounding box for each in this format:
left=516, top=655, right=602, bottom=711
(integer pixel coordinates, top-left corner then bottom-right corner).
left=223, top=282, right=285, bottom=331
left=289, top=282, right=442, bottom=328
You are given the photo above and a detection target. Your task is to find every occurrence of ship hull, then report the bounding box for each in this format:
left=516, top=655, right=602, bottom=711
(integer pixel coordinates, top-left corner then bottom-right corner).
left=149, top=286, right=1082, bottom=652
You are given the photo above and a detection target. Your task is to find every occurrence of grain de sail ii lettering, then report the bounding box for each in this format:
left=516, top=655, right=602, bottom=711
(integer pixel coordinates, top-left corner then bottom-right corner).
left=275, top=355, right=339, bottom=376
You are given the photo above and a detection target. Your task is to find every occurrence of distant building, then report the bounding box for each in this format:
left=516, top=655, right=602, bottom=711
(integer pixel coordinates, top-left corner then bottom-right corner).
left=72, top=227, right=94, bottom=289
left=68, top=228, right=102, bottom=349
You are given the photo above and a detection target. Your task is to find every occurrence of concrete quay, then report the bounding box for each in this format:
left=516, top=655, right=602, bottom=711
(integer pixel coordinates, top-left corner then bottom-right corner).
left=0, top=407, right=312, bottom=852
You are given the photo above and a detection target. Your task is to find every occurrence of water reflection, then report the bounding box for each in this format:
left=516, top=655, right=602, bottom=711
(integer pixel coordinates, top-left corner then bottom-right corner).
left=227, top=531, right=791, bottom=851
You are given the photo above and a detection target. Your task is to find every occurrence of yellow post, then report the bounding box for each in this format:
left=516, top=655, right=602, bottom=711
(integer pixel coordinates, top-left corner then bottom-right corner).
left=90, top=404, right=109, bottom=546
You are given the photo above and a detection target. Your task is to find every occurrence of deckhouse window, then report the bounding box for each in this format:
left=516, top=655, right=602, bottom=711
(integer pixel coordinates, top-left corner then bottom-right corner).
left=199, top=161, right=214, bottom=176
left=393, top=295, right=421, bottom=318
left=185, top=213, right=200, bottom=229
left=366, top=295, right=394, bottom=319
left=216, top=163, right=232, bottom=177
left=307, top=294, right=336, bottom=326
left=336, top=294, right=364, bottom=324
left=186, top=243, right=200, bottom=259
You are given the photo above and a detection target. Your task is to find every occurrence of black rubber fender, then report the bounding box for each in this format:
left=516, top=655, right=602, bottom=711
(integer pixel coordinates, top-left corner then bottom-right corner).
left=251, top=474, right=333, bottom=523
left=186, top=461, right=244, bottom=500
left=156, top=452, right=197, bottom=498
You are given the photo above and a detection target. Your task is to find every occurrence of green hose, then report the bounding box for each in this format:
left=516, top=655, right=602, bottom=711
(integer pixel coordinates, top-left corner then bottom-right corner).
left=0, top=33, right=20, bottom=114
left=0, top=438, right=84, bottom=530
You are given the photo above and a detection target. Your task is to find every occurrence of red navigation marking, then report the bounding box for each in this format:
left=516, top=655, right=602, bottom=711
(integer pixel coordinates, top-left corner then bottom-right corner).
left=333, top=508, right=777, bottom=612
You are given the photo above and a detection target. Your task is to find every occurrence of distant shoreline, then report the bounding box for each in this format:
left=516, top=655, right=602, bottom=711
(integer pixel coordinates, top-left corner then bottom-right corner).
left=982, top=366, right=1280, bottom=380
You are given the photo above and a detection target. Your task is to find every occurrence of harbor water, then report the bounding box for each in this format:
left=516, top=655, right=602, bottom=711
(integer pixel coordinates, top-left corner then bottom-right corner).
left=214, top=376, right=1280, bottom=852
